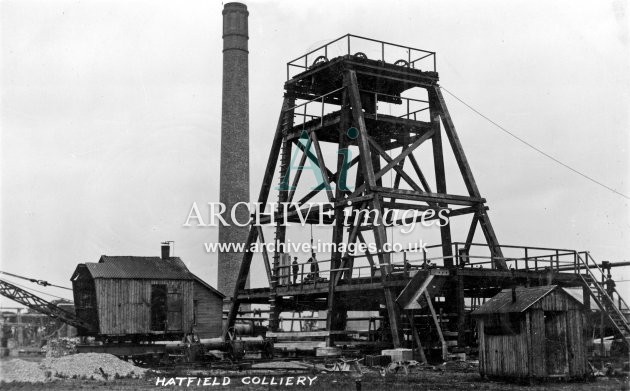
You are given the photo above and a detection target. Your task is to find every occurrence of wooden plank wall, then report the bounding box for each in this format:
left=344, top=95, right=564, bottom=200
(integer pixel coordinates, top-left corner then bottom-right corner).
left=192, top=281, right=223, bottom=338
left=479, top=318, right=529, bottom=378
left=478, top=319, right=486, bottom=376
left=72, top=271, right=100, bottom=334
left=534, top=290, right=588, bottom=377
left=566, top=309, right=587, bottom=377
left=543, top=311, right=569, bottom=376
left=528, top=309, right=546, bottom=377
left=478, top=290, right=588, bottom=379
left=535, top=291, right=581, bottom=311
left=94, top=279, right=193, bottom=335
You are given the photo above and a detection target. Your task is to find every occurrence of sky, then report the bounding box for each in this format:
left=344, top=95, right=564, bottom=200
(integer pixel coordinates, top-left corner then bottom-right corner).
left=1, top=0, right=629, bottom=307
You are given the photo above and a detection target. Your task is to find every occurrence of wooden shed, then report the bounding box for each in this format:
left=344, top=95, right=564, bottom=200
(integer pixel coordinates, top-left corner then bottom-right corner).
left=472, top=285, right=589, bottom=380
left=71, top=255, right=224, bottom=340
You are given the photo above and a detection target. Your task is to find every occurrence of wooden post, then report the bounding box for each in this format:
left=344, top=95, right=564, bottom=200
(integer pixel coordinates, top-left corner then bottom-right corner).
left=325, top=89, right=351, bottom=347
left=346, top=69, right=402, bottom=347
left=425, top=291, right=448, bottom=360
left=582, top=285, right=590, bottom=310
left=429, top=92, right=454, bottom=268
left=431, top=86, right=506, bottom=267
left=408, top=312, right=427, bottom=364
left=600, top=272, right=605, bottom=361
left=456, top=273, right=466, bottom=346
left=463, top=213, right=479, bottom=255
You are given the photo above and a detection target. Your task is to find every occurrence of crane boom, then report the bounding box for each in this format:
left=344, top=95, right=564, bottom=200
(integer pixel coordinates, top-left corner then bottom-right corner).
left=0, top=278, right=92, bottom=330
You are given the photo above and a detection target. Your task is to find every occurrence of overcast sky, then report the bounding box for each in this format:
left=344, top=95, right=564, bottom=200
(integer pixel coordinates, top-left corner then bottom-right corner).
left=1, top=0, right=628, bottom=307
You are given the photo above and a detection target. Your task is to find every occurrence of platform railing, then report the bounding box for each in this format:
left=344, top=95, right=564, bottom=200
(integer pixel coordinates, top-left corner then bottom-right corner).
left=448, top=242, right=578, bottom=272
left=575, top=252, right=630, bottom=340
left=285, top=87, right=344, bottom=129
left=589, top=253, right=630, bottom=317
left=286, top=34, right=436, bottom=80
left=270, top=242, right=615, bottom=289
left=359, top=89, right=430, bottom=121
left=286, top=86, right=430, bottom=131
left=576, top=252, right=630, bottom=316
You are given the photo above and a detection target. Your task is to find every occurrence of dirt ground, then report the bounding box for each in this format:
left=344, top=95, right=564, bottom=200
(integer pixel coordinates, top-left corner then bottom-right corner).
left=0, top=370, right=622, bottom=390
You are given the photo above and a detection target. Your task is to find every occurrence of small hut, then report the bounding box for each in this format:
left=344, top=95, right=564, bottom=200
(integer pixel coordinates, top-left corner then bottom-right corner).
left=71, top=253, right=224, bottom=340
left=472, top=285, right=588, bottom=380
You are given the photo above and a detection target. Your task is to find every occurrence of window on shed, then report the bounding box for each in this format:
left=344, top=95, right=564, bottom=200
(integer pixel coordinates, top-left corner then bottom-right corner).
left=484, top=313, right=523, bottom=335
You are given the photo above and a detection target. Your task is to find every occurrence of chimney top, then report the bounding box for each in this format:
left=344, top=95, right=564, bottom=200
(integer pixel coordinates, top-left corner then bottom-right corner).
left=223, top=2, right=248, bottom=15
left=161, top=241, right=172, bottom=260
left=511, top=286, right=517, bottom=303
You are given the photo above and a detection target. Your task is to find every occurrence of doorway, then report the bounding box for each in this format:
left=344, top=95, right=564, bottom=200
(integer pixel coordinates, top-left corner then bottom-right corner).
left=150, top=284, right=167, bottom=331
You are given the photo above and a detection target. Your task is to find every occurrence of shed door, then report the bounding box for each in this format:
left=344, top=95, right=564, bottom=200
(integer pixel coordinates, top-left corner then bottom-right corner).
left=167, top=289, right=182, bottom=331
left=545, top=311, right=569, bottom=376
left=150, top=284, right=167, bottom=331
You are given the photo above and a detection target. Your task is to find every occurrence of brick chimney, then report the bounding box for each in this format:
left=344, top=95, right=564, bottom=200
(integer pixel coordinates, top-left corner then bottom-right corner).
left=218, top=2, right=249, bottom=298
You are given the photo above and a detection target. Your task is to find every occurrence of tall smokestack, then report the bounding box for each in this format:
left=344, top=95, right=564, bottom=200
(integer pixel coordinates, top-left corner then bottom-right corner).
left=218, top=3, right=249, bottom=298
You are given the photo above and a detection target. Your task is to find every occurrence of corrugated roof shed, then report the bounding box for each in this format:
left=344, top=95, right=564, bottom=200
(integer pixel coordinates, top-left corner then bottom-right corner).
left=471, top=285, right=580, bottom=315
left=73, top=255, right=224, bottom=297
left=84, top=256, right=193, bottom=280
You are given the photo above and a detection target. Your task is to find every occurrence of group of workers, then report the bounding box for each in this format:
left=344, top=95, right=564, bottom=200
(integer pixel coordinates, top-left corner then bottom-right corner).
left=285, top=253, right=320, bottom=284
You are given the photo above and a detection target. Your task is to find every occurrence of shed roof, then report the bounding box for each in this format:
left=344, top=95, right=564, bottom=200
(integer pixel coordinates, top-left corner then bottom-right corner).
left=471, top=285, right=581, bottom=316
left=189, top=272, right=225, bottom=298
left=82, top=256, right=192, bottom=280
left=72, top=255, right=224, bottom=298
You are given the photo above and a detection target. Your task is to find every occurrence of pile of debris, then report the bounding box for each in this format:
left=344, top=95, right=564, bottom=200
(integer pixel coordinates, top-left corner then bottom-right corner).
left=42, top=353, right=147, bottom=380
left=0, top=353, right=147, bottom=383
left=0, top=359, right=51, bottom=383
left=42, top=337, right=79, bottom=357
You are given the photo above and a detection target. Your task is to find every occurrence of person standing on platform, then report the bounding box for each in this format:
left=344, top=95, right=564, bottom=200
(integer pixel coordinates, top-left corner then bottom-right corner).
left=606, top=277, right=616, bottom=298
left=292, top=257, right=299, bottom=284
left=310, top=253, right=320, bottom=279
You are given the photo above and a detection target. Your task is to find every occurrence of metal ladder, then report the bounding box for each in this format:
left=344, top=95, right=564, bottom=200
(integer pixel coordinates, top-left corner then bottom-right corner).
left=576, top=252, right=630, bottom=344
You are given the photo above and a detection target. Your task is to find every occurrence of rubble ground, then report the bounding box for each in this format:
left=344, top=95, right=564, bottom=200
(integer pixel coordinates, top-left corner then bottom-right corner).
left=0, top=353, right=146, bottom=383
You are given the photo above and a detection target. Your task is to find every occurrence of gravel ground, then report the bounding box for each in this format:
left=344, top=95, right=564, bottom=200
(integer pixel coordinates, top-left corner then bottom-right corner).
left=0, top=371, right=623, bottom=390
left=0, top=356, right=622, bottom=390
left=0, top=353, right=146, bottom=383
left=0, top=359, right=51, bottom=383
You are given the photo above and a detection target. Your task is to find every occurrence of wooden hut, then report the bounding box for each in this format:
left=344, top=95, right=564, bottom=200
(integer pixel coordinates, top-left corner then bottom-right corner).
left=190, top=274, right=225, bottom=339
left=71, top=255, right=224, bottom=340
left=472, top=285, right=588, bottom=380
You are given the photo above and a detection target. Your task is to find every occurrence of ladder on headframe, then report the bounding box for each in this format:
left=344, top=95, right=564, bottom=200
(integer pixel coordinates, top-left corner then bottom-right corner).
left=576, top=252, right=630, bottom=347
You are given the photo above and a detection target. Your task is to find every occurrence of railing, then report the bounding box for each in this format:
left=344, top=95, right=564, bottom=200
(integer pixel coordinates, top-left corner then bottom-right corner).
left=449, top=242, right=578, bottom=272
left=575, top=252, right=630, bottom=340
left=284, top=87, right=344, bottom=130
left=360, top=89, right=430, bottom=122
left=266, top=243, right=630, bottom=342
left=269, top=243, right=625, bottom=300
left=614, top=286, right=630, bottom=315
left=285, top=86, right=430, bottom=131
left=286, top=34, right=436, bottom=80
left=576, top=252, right=630, bottom=316
left=270, top=242, right=577, bottom=289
